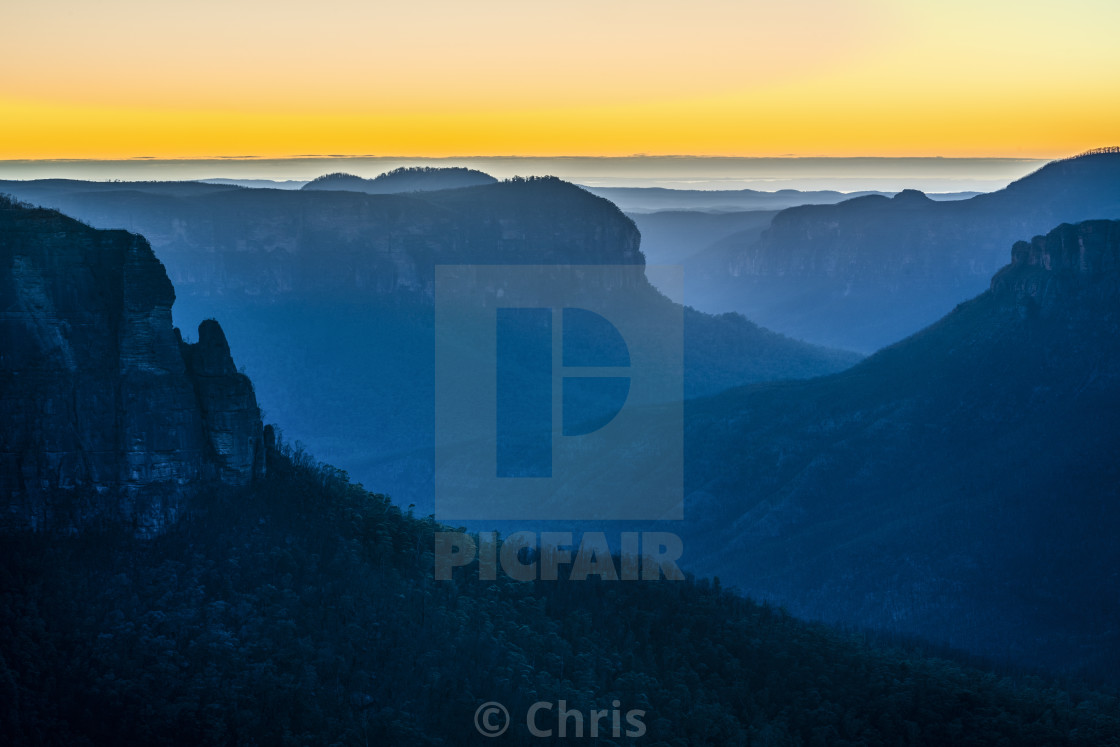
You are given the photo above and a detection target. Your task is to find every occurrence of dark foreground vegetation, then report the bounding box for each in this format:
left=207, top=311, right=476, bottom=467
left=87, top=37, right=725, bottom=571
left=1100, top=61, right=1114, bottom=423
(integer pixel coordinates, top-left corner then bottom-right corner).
left=2, top=439, right=1117, bottom=746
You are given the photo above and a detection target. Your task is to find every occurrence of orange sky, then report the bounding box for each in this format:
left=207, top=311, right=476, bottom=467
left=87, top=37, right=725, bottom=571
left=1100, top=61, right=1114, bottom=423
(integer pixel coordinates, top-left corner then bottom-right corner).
left=2, top=0, right=1117, bottom=159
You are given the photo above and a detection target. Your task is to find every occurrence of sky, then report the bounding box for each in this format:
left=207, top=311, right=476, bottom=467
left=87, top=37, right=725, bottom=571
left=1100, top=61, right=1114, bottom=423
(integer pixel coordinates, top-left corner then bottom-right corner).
left=2, top=0, right=1118, bottom=160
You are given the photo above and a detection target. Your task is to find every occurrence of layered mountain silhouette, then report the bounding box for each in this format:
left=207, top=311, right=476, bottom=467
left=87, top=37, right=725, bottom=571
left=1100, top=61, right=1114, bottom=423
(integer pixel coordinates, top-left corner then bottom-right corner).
left=683, top=150, right=1120, bottom=351
left=301, top=166, right=498, bottom=193
left=2, top=199, right=1119, bottom=744
left=582, top=186, right=955, bottom=213
left=12, top=170, right=1115, bottom=680
left=0, top=176, right=859, bottom=509
left=673, top=220, right=1120, bottom=680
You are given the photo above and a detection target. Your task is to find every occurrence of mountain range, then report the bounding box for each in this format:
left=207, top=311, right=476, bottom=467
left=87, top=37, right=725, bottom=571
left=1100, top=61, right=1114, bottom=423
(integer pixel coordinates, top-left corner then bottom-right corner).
left=583, top=186, right=978, bottom=214
left=675, top=219, right=1120, bottom=680
left=0, top=176, right=859, bottom=510
left=2, top=196, right=1119, bottom=744
left=673, top=150, right=1120, bottom=351
left=300, top=166, right=498, bottom=193
left=3, top=167, right=1119, bottom=683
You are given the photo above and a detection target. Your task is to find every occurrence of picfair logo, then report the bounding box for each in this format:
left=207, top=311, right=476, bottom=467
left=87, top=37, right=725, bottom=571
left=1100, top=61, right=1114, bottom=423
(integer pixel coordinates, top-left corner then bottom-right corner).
left=435, top=265, right=683, bottom=521
left=496, top=306, right=631, bottom=478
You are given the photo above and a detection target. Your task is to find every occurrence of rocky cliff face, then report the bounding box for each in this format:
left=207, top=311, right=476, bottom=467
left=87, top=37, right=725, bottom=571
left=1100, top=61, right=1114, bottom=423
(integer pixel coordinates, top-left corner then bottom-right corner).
left=0, top=176, right=643, bottom=302
left=0, top=177, right=861, bottom=513
left=0, top=197, right=263, bottom=536
left=181, top=319, right=266, bottom=485
left=714, top=151, right=1120, bottom=351
left=990, top=219, right=1120, bottom=317
left=675, top=219, right=1120, bottom=678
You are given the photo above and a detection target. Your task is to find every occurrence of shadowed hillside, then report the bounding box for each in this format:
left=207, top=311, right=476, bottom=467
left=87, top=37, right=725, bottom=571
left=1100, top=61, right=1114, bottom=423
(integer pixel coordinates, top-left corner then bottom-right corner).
left=673, top=220, right=1120, bottom=680
left=691, top=150, right=1120, bottom=351
left=0, top=177, right=860, bottom=511
left=3, top=204, right=1115, bottom=744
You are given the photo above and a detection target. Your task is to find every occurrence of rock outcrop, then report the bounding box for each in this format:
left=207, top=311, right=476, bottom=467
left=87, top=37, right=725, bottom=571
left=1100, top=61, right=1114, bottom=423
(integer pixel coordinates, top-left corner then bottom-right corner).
left=674, top=219, right=1120, bottom=679
left=0, top=196, right=263, bottom=536
left=181, top=319, right=266, bottom=486
left=714, top=150, right=1120, bottom=351
left=990, top=219, right=1120, bottom=317
left=0, top=176, right=862, bottom=512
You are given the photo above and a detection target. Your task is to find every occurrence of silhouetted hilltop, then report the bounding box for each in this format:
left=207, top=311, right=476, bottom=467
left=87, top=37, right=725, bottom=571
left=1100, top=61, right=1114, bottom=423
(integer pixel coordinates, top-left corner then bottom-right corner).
left=584, top=186, right=980, bottom=214
left=301, top=166, right=498, bottom=194
left=997, top=148, right=1120, bottom=209
left=675, top=219, right=1120, bottom=680
left=0, top=197, right=264, bottom=536
left=586, top=186, right=887, bottom=213
left=0, top=178, right=860, bottom=510
left=0, top=177, right=643, bottom=297
left=698, top=149, right=1120, bottom=351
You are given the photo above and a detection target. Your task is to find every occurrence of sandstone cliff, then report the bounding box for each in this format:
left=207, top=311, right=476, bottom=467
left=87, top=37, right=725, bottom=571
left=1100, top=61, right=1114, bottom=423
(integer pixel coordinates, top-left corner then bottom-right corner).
left=0, top=177, right=861, bottom=512
left=675, top=219, right=1120, bottom=677
left=714, top=151, right=1120, bottom=351
left=0, top=196, right=263, bottom=536
left=990, top=219, right=1120, bottom=318
left=0, top=176, right=643, bottom=301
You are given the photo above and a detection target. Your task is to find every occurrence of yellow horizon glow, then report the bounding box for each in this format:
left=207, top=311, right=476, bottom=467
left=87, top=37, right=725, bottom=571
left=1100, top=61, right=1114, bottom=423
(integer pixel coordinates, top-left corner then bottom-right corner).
left=2, top=0, right=1118, bottom=159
